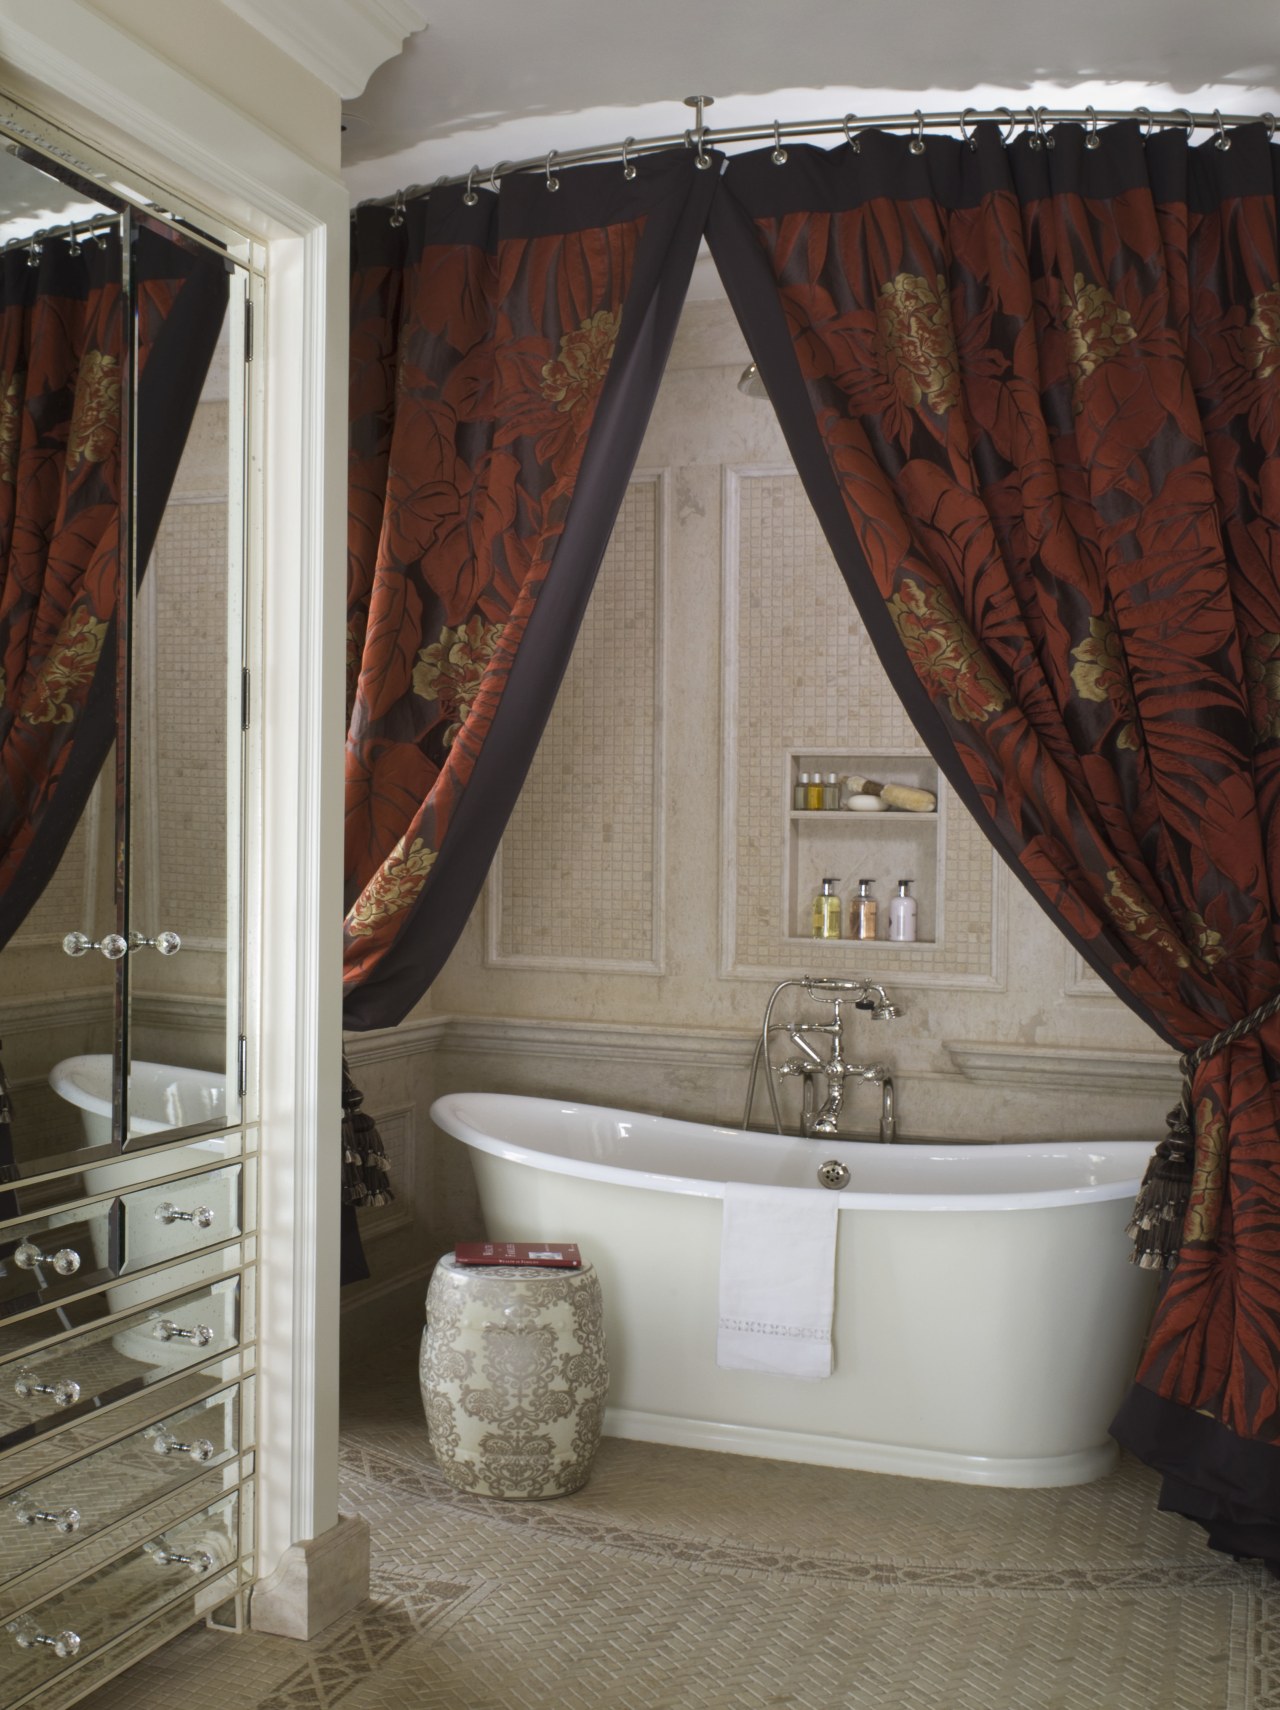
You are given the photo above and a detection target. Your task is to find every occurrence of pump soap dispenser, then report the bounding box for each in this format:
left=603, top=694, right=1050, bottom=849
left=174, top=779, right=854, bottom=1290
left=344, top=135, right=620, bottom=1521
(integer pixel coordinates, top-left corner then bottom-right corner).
left=811, top=877, right=842, bottom=939
left=852, top=878, right=877, bottom=940
left=888, top=878, right=916, bottom=942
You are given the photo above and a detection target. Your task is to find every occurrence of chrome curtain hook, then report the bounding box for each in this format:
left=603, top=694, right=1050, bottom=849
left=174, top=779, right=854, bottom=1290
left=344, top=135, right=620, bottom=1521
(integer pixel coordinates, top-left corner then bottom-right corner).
left=996, top=106, right=1017, bottom=146
left=1214, top=109, right=1232, bottom=150
left=843, top=113, right=861, bottom=154
left=462, top=165, right=479, bottom=207
left=771, top=120, right=788, bottom=165
left=389, top=189, right=405, bottom=229
left=621, top=136, right=637, bottom=180
left=684, top=94, right=715, bottom=170
left=1085, top=105, right=1101, bottom=149
left=1173, top=108, right=1195, bottom=135
left=488, top=161, right=510, bottom=194
left=909, top=109, right=926, bottom=155
left=1037, top=106, right=1056, bottom=149
left=1135, top=105, right=1154, bottom=141
left=960, top=108, right=979, bottom=151
left=1265, top=112, right=1278, bottom=141
left=26, top=235, right=42, bottom=268
left=66, top=221, right=81, bottom=255
left=545, top=149, right=561, bottom=192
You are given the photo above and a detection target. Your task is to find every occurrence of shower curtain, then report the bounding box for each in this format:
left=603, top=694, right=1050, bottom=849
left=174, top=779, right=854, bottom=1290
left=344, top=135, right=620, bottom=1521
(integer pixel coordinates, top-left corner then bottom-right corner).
left=341, top=150, right=716, bottom=1276
left=704, top=118, right=1280, bottom=1561
left=0, top=226, right=230, bottom=951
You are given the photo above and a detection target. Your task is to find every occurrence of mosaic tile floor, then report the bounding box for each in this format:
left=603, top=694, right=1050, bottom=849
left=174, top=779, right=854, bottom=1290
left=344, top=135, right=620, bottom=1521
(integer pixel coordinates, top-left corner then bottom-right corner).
left=78, top=1302, right=1274, bottom=1710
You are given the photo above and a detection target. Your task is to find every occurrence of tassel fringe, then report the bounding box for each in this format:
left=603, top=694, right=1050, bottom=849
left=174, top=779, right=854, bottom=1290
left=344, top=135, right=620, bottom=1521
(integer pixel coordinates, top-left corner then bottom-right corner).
left=341, top=1055, right=395, bottom=1210
left=1126, top=1103, right=1194, bottom=1270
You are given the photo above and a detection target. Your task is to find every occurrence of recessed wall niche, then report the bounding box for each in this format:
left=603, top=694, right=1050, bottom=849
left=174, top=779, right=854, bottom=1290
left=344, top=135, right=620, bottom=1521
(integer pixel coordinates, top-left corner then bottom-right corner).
left=722, top=467, right=1003, bottom=987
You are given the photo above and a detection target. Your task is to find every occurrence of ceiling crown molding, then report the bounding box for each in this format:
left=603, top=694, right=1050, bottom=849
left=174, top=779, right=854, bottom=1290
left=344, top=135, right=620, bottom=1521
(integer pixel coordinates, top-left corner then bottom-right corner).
left=217, top=0, right=429, bottom=99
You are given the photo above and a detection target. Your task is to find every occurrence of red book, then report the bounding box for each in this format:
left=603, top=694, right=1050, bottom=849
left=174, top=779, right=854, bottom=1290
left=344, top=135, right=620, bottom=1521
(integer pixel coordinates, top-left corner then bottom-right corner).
left=453, top=1241, right=582, bottom=1269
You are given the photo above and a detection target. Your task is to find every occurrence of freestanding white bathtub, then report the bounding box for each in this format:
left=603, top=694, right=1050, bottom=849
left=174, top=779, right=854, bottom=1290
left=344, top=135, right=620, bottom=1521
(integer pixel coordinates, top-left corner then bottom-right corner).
left=431, top=1092, right=1159, bottom=1488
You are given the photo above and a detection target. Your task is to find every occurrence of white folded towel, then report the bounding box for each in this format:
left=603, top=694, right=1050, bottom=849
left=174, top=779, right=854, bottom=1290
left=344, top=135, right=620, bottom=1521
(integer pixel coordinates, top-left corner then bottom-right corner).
left=716, top=1181, right=839, bottom=1379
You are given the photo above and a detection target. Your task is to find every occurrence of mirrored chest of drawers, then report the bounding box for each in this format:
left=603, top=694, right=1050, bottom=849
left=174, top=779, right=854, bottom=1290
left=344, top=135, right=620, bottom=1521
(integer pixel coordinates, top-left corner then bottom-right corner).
left=0, top=1138, right=257, bottom=1708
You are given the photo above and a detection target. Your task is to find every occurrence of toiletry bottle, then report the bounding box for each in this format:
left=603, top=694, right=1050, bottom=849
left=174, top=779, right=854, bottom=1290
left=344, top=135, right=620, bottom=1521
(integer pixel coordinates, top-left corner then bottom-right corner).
left=811, top=877, right=841, bottom=939
left=794, top=771, right=809, bottom=811
left=852, top=878, right=877, bottom=940
left=888, top=878, right=916, bottom=942
left=823, top=771, right=839, bottom=810
left=806, top=772, right=824, bottom=811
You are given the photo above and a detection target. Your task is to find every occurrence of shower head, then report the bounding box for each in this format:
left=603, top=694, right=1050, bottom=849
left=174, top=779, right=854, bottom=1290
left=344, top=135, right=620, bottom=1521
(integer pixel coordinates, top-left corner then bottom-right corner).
left=870, top=1003, right=901, bottom=1021
left=737, top=362, right=769, bottom=400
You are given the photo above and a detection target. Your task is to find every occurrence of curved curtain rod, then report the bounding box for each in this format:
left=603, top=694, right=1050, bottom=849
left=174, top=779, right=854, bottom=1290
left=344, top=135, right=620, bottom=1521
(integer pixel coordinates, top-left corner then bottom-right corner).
left=0, top=214, right=120, bottom=255
left=356, top=100, right=1279, bottom=212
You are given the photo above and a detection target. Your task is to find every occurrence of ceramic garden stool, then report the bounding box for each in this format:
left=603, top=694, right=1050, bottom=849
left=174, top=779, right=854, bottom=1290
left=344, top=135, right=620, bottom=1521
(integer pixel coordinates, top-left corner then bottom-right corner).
left=420, top=1253, right=610, bottom=1500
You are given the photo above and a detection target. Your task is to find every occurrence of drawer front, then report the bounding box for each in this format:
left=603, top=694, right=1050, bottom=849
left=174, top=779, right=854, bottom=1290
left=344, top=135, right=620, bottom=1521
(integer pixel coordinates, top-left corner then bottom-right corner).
left=119, top=1167, right=242, bottom=1274
left=0, top=1279, right=241, bottom=1454
left=1, top=1388, right=239, bottom=1583
left=0, top=1205, right=116, bottom=1320
left=1, top=1493, right=238, bottom=1703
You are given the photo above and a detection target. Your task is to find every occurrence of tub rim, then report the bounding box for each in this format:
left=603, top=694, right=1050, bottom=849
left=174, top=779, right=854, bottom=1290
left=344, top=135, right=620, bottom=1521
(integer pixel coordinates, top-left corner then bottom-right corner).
left=431, top=1091, right=1156, bottom=1213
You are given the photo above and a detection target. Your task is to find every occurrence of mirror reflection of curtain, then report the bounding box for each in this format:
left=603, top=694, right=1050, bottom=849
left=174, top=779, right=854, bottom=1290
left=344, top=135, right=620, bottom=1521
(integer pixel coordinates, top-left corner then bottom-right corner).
left=0, top=224, right=229, bottom=1188
left=0, top=225, right=229, bottom=950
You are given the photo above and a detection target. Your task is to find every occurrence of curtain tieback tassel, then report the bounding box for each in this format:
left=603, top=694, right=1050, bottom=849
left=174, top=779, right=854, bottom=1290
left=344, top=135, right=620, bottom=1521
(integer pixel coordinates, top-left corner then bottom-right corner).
left=1127, top=988, right=1280, bottom=1270
left=340, top=1054, right=396, bottom=1211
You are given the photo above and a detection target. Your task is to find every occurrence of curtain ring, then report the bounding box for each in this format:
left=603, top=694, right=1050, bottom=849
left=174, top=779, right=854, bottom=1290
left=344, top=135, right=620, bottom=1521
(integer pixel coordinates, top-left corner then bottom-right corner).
left=1135, top=106, right=1154, bottom=140
left=66, top=221, right=81, bottom=256
left=771, top=121, right=788, bottom=166
left=462, top=165, right=479, bottom=207
left=959, top=108, right=979, bottom=150
left=1038, top=106, right=1056, bottom=149
left=389, top=189, right=405, bottom=229
left=488, top=161, right=509, bottom=194
left=621, top=136, right=637, bottom=180
left=1213, top=109, right=1232, bottom=151
left=26, top=235, right=42, bottom=268
left=1085, top=105, right=1102, bottom=149
left=996, top=106, right=1017, bottom=146
left=1264, top=112, right=1277, bottom=141
left=1172, top=108, right=1195, bottom=135
left=545, top=149, right=561, bottom=192
left=909, top=109, right=926, bottom=155
left=843, top=113, right=861, bottom=154
left=686, top=126, right=713, bottom=171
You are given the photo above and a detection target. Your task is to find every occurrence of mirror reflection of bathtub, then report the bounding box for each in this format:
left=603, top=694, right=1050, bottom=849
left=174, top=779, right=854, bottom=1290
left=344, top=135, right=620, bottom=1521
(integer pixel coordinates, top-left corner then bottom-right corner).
left=49, top=1054, right=227, bottom=1148
left=44, top=1054, right=236, bottom=1339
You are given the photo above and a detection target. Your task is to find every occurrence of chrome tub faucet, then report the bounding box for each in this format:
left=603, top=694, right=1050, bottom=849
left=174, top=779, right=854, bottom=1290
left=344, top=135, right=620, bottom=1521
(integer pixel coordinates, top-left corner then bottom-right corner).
left=743, top=977, right=901, bottom=1141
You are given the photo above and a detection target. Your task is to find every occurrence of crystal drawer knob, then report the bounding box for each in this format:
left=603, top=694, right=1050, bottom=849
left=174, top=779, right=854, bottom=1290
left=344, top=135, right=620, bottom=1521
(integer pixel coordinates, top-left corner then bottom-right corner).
left=128, top=930, right=182, bottom=955
left=12, top=1497, right=81, bottom=1533
left=14, top=1239, right=81, bottom=1277
left=62, top=931, right=127, bottom=960
left=155, top=1203, right=214, bottom=1230
left=153, top=1321, right=213, bottom=1346
left=7, top=1618, right=81, bottom=1659
left=14, top=1368, right=81, bottom=1407
left=143, top=1539, right=212, bottom=1573
left=147, top=1429, right=214, bottom=1462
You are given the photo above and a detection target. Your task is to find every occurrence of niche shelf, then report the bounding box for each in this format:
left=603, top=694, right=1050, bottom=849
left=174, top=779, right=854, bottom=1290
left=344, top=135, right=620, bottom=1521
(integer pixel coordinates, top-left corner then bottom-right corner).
left=784, top=749, right=943, bottom=946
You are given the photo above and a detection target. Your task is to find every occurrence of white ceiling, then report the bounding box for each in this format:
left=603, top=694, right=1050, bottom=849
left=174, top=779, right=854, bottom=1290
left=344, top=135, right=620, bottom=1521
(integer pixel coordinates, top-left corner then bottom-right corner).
left=342, top=0, right=1280, bottom=200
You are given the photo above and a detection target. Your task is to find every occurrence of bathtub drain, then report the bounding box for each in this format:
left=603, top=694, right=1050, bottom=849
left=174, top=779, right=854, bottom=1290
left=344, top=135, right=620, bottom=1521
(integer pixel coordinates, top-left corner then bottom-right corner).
left=817, top=1160, right=850, bottom=1190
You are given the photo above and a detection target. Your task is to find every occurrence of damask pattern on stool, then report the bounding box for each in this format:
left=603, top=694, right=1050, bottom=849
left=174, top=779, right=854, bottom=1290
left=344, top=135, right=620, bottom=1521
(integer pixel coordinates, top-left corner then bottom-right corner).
left=420, top=1258, right=609, bottom=1500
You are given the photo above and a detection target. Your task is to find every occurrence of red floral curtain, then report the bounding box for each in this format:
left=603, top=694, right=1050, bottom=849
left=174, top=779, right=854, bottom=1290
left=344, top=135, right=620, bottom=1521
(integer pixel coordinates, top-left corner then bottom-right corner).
left=707, top=119, right=1280, bottom=1559
left=0, top=235, right=123, bottom=939
left=0, top=224, right=229, bottom=951
left=345, top=152, right=715, bottom=1030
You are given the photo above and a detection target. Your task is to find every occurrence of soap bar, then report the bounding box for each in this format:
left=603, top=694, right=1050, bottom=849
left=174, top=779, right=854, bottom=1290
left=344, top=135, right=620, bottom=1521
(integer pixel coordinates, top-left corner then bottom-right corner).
left=454, top=1241, right=583, bottom=1268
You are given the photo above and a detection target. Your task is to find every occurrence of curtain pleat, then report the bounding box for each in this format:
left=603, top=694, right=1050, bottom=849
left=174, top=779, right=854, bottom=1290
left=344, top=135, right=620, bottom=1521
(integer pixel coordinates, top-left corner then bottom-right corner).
left=706, top=118, right=1280, bottom=1561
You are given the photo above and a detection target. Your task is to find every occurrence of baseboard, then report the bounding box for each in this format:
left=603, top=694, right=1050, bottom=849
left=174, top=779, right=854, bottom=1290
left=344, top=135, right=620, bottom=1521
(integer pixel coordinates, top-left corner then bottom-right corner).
left=602, top=1406, right=1119, bottom=1488
left=249, top=1512, right=370, bottom=1640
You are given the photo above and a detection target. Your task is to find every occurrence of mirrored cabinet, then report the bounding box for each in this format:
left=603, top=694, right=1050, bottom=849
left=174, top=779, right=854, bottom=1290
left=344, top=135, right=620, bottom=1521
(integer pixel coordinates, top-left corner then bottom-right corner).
left=0, top=104, right=258, bottom=1709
